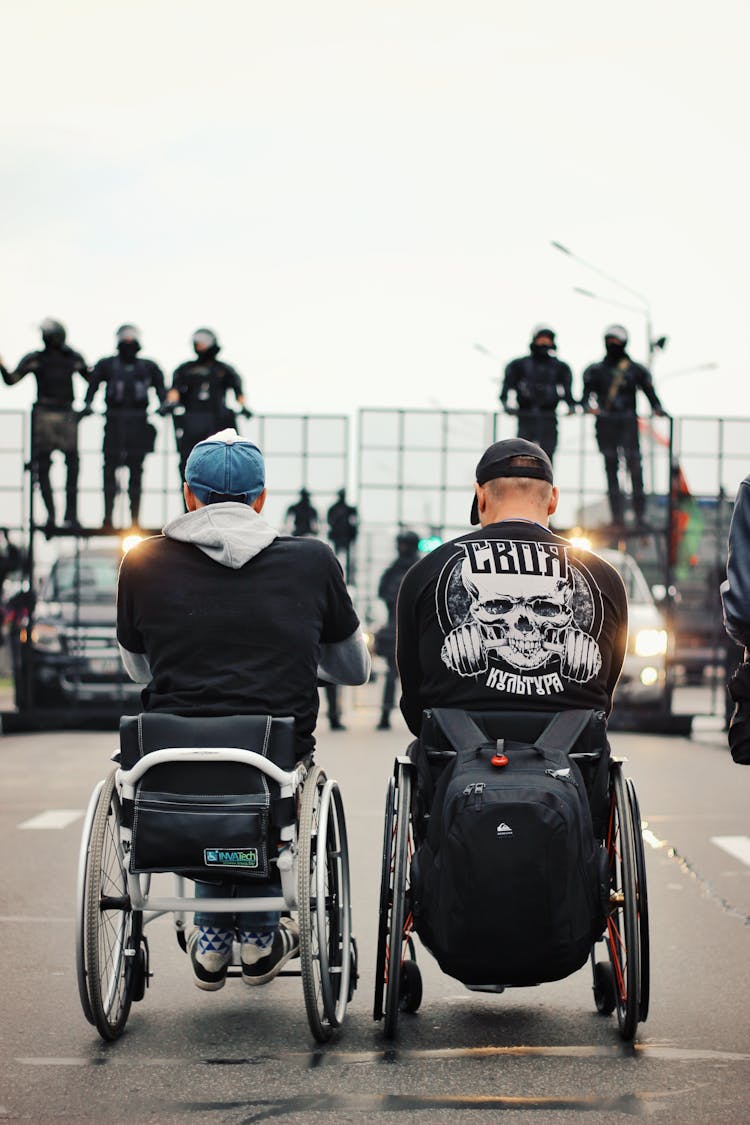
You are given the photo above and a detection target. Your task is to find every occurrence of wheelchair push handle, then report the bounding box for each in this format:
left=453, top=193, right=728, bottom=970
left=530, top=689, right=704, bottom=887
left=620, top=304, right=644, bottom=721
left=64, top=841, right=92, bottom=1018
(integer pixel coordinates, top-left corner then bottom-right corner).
left=118, top=746, right=305, bottom=790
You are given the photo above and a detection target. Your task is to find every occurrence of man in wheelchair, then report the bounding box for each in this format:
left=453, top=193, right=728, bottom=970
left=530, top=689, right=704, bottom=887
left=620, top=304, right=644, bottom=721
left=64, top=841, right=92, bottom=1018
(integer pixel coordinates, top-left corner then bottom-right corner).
left=373, top=440, right=652, bottom=1039
left=116, top=429, right=370, bottom=990
left=396, top=437, right=628, bottom=736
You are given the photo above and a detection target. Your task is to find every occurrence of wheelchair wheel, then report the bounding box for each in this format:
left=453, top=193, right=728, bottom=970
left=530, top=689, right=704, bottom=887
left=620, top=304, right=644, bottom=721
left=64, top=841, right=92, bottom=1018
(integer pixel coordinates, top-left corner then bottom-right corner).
left=373, top=775, right=395, bottom=1023
left=298, top=766, right=353, bottom=1043
left=377, top=759, right=416, bottom=1040
left=627, top=777, right=650, bottom=1022
left=82, top=770, right=143, bottom=1041
left=592, top=959, right=616, bottom=1015
left=399, top=944, right=423, bottom=1014
left=604, top=763, right=640, bottom=1041
left=76, top=780, right=104, bottom=1025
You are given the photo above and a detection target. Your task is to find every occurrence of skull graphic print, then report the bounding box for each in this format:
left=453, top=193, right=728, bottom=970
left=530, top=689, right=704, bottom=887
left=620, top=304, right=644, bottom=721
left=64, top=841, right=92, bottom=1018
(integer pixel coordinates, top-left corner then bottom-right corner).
left=437, top=539, right=603, bottom=698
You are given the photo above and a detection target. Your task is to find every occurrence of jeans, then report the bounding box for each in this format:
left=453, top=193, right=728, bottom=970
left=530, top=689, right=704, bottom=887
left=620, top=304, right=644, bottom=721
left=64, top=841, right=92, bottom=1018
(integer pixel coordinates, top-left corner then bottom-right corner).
left=193, top=876, right=282, bottom=931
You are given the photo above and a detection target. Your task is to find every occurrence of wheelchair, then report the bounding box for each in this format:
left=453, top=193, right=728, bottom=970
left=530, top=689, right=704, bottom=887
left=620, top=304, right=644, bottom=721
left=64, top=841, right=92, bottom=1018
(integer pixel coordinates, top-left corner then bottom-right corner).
left=76, top=714, right=356, bottom=1043
left=373, top=708, right=650, bottom=1043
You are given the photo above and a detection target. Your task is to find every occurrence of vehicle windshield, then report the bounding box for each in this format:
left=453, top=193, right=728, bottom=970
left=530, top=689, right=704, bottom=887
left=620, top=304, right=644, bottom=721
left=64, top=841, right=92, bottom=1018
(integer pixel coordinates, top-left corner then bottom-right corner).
left=601, top=552, right=653, bottom=604
left=45, top=556, right=119, bottom=604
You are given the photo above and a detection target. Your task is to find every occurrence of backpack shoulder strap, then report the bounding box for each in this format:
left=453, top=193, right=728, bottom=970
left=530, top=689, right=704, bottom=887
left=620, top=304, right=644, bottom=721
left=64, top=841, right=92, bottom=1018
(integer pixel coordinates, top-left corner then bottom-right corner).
left=533, top=709, right=595, bottom=756
left=428, top=709, right=490, bottom=758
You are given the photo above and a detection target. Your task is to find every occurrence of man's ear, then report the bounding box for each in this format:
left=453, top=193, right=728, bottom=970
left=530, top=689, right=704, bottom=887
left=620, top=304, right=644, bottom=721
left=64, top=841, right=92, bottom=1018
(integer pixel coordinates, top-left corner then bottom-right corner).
left=474, top=482, right=485, bottom=518
left=252, top=488, right=267, bottom=514
left=184, top=482, right=201, bottom=511
left=548, top=485, right=560, bottom=517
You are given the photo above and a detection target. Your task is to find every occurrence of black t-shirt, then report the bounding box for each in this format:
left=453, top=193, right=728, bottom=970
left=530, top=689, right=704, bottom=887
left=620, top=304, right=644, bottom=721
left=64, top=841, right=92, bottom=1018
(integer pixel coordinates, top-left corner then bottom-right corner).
left=117, top=534, right=360, bottom=755
left=396, top=520, right=628, bottom=736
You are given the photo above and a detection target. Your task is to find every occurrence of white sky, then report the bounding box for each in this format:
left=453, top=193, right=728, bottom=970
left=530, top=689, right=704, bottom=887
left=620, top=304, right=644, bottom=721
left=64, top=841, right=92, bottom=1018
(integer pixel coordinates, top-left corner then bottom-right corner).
left=1, top=0, right=748, bottom=422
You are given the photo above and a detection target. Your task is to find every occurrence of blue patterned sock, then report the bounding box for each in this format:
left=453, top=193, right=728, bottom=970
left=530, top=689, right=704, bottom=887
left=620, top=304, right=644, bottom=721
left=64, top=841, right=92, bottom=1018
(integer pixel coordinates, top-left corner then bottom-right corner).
left=197, top=927, right=234, bottom=957
left=239, top=929, right=274, bottom=952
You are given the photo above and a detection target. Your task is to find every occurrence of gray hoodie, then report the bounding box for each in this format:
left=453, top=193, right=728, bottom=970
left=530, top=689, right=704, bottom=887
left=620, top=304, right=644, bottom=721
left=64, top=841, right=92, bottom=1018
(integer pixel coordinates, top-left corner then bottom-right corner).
left=165, top=501, right=277, bottom=569
left=119, top=503, right=370, bottom=686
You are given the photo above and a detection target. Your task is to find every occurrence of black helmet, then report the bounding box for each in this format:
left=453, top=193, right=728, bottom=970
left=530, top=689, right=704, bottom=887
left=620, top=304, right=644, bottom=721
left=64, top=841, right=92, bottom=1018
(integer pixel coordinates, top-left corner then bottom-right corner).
left=40, top=317, right=66, bottom=347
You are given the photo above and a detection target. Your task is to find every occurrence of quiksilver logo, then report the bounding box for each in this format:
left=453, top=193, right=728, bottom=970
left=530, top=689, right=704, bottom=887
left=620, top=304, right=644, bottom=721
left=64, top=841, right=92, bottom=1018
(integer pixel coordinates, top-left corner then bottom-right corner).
left=496, top=822, right=513, bottom=838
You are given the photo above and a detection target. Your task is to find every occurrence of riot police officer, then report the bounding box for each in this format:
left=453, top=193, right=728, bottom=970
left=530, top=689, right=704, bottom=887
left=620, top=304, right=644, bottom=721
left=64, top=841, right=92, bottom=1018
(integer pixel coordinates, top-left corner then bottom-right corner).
left=285, top=488, right=319, bottom=538
left=581, top=324, right=667, bottom=527
left=84, top=325, right=168, bottom=529
left=167, top=328, right=251, bottom=479
left=500, top=324, right=576, bottom=461
left=326, top=488, right=358, bottom=581
left=0, top=318, right=88, bottom=531
left=375, top=529, right=421, bottom=730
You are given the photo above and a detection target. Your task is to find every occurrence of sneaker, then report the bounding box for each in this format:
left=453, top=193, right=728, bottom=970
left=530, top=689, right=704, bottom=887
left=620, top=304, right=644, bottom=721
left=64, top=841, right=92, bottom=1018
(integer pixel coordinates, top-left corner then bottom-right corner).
left=187, top=926, right=234, bottom=991
left=241, top=918, right=299, bottom=985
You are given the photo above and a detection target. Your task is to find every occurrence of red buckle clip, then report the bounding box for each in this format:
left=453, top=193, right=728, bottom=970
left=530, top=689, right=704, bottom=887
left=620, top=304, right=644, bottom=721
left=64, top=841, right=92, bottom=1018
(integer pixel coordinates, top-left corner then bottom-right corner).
left=491, top=752, right=509, bottom=768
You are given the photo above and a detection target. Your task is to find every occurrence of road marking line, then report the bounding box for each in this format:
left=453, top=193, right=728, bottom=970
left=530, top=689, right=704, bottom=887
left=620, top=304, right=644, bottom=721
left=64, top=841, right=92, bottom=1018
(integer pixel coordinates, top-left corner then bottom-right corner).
left=15, top=1044, right=750, bottom=1065
left=642, top=827, right=667, bottom=849
left=711, top=835, right=750, bottom=867
left=18, top=810, right=82, bottom=830
left=0, top=916, right=73, bottom=924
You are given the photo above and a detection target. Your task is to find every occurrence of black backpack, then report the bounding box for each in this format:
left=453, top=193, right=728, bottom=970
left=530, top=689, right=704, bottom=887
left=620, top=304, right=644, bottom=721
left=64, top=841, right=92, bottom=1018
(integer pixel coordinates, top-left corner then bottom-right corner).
left=411, top=709, right=609, bottom=988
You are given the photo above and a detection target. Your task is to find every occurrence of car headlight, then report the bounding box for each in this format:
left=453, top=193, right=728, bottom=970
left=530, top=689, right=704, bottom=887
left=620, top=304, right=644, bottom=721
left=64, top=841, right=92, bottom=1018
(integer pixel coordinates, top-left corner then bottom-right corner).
left=30, top=622, right=64, bottom=653
left=634, top=628, right=668, bottom=658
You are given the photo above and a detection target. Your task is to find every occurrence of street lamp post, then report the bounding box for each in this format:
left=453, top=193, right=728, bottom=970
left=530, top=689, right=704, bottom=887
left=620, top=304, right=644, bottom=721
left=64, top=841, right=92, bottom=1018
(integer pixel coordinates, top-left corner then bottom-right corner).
left=551, top=241, right=664, bottom=365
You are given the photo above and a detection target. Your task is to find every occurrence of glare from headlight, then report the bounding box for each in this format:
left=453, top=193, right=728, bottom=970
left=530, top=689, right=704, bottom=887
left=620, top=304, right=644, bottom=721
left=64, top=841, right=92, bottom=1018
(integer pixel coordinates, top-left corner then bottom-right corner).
left=634, top=629, right=668, bottom=657
left=122, top=534, right=144, bottom=555
left=640, top=666, right=659, bottom=686
left=30, top=622, right=63, bottom=653
left=568, top=535, right=592, bottom=551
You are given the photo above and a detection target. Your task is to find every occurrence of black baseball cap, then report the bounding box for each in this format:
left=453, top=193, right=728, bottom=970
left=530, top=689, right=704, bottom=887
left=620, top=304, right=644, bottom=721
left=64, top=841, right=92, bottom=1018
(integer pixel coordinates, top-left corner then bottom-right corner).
left=470, top=438, right=554, bottom=524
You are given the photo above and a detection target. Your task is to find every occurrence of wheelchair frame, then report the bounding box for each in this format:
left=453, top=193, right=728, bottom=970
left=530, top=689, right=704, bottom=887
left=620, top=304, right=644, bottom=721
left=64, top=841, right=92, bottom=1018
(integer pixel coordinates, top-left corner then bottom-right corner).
left=373, top=747, right=650, bottom=1043
left=76, top=748, right=355, bottom=1043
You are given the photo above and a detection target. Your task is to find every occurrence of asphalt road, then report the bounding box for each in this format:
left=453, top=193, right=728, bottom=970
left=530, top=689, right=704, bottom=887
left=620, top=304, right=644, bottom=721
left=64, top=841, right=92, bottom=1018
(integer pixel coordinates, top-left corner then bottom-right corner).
left=1, top=682, right=749, bottom=1124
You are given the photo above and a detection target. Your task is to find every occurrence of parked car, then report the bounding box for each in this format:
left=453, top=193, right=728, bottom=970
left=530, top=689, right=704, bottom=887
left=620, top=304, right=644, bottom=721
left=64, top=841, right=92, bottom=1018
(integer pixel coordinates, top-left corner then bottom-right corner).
left=597, top=547, right=670, bottom=712
left=7, top=546, right=141, bottom=712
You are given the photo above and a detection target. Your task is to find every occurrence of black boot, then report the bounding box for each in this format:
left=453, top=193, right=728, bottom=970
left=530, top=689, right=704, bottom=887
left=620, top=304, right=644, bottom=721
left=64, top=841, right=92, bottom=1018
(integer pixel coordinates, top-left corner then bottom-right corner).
left=376, top=711, right=391, bottom=731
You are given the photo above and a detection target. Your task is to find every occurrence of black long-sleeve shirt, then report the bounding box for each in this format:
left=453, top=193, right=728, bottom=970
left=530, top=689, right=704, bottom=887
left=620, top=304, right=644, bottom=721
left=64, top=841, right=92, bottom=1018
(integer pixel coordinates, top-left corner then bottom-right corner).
left=581, top=353, right=663, bottom=415
left=500, top=354, right=576, bottom=412
left=1, top=345, right=88, bottom=407
left=86, top=355, right=167, bottom=412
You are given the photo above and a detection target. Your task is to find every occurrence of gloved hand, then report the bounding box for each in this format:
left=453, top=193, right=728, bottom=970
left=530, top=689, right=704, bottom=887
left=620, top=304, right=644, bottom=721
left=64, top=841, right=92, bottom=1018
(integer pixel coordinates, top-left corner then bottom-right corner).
left=239, top=406, right=253, bottom=419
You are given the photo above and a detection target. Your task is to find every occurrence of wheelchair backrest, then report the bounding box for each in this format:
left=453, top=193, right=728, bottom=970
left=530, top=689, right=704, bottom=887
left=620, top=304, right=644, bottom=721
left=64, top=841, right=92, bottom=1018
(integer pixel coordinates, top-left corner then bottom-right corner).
left=119, top=714, right=297, bottom=879
left=119, top=713, right=296, bottom=784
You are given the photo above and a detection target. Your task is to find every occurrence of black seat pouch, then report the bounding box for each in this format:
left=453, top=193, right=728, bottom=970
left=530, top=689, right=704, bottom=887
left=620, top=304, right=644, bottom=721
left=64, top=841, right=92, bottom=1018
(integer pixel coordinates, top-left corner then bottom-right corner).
left=119, top=714, right=297, bottom=881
